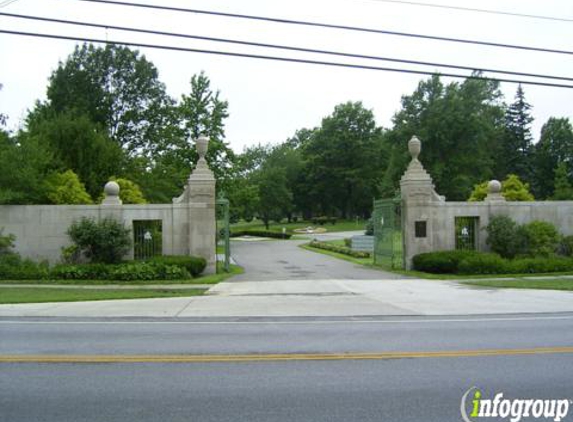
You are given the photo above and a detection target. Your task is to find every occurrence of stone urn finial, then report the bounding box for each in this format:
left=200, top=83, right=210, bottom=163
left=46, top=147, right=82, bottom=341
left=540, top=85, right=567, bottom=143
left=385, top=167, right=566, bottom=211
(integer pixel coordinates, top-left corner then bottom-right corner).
left=408, top=136, right=421, bottom=161
left=196, top=135, right=209, bottom=160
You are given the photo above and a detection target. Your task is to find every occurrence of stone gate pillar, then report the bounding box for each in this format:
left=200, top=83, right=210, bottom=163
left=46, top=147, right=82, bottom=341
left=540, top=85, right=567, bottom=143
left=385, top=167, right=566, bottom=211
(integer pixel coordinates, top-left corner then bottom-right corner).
left=399, top=136, right=444, bottom=269
left=186, top=136, right=217, bottom=274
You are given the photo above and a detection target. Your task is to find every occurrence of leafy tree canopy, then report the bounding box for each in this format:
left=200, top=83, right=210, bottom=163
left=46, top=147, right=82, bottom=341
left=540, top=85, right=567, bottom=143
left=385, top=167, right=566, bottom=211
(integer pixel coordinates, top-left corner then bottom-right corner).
left=25, top=110, right=124, bottom=198
left=45, top=170, right=93, bottom=205
left=469, top=174, right=534, bottom=201
left=302, top=101, right=384, bottom=217
left=533, top=117, right=573, bottom=199
left=46, top=43, right=172, bottom=156
left=553, top=162, right=573, bottom=200
left=382, top=74, right=505, bottom=200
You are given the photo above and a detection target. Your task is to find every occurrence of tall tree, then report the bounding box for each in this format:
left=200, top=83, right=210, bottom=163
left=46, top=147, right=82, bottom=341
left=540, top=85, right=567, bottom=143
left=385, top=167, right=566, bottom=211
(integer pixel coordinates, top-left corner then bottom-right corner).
left=256, top=166, right=292, bottom=229
left=46, top=43, right=173, bottom=156
left=497, top=84, right=534, bottom=182
left=381, top=74, right=505, bottom=200
left=24, top=111, right=124, bottom=198
left=178, top=72, right=235, bottom=189
left=533, top=117, right=573, bottom=199
left=302, top=101, right=384, bottom=217
left=0, top=83, right=7, bottom=127
left=0, top=131, right=55, bottom=204
left=552, top=162, right=573, bottom=200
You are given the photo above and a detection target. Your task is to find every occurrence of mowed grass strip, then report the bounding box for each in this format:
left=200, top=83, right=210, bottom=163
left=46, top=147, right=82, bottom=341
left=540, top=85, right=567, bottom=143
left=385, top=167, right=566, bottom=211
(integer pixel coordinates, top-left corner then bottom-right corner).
left=463, top=278, right=573, bottom=291
left=0, top=287, right=205, bottom=304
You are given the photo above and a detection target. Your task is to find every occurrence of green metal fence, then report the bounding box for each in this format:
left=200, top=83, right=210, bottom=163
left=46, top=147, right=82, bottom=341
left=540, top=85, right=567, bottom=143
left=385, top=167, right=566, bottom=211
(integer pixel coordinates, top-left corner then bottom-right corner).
left=455, top=216, right=479, bottom=251
left=373, top=198, right=403, bottom=269
left=133, top=220, right=162, bottom=260
left=216, top=198, right=231, bottom=272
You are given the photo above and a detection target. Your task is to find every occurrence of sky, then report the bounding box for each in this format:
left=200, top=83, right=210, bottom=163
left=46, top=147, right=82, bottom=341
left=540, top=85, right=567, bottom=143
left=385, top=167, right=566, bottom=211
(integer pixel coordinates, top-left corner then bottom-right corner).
left=0, top=0, right=572, bottom=153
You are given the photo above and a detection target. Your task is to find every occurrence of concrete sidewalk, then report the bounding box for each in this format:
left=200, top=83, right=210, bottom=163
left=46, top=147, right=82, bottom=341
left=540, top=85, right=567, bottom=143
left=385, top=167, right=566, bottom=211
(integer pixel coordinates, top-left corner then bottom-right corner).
left=0, top=278, right=572, bottom=317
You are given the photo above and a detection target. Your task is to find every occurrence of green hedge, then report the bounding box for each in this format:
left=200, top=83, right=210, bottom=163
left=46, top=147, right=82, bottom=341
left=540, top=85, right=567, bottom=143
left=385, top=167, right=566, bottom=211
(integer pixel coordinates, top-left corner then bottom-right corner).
left=412, top=250, right=482, bottom=274
left=231, top=230, right=292, bottom=239
left=0, top=254, right=50, bottom=280
left=413, top=250, right=573, bottom=275
left=311, top=216, right=337, bottom=226
left=309, top=240, right=370, bottom=258
left=51, top=262, right=191, bottom=281
left=0, top=254, right=205, bottom=281
left=149, top=255, right=206, bottom=277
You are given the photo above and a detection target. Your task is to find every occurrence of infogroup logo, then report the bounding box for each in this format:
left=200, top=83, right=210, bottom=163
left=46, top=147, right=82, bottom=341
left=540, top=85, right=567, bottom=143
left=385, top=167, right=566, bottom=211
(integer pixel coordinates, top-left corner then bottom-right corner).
left=461, top=387, right=571, bottom=422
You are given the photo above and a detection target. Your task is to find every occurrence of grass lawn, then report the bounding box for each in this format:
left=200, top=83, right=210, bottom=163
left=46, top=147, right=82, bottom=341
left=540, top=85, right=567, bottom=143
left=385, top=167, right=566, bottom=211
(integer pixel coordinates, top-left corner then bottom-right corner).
left=0, top=287, right=205, bottom=304
left=231, top=218, right=367, bottom=234
left=462, top=278, right=573, bottom=291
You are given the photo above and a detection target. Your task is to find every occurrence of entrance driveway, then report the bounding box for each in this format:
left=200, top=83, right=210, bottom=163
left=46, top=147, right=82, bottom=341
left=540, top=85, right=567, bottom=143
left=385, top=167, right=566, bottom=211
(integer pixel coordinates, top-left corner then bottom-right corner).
left=230, top=236, right=404, bottom=281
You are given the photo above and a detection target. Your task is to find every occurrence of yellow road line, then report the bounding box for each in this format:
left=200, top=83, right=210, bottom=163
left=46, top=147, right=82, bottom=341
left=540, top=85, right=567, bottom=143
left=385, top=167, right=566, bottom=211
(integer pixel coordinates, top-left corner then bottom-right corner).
left=1, top=347, right=573, bottom=363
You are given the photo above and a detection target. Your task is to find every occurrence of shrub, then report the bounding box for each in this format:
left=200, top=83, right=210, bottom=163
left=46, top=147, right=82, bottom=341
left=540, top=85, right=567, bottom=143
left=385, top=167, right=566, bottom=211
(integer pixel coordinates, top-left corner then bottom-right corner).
left=50, top=263, right=111, bottom=280
left=311, top=216, right=337, bottom=226
left=60, top=244, right=81, bottom=264
left=44, top=170, right=93, bottom=205
left=0, top=254, right=49, bottom=279
left=230, top=230, right=292, bottom=239
left=344, top=238, right=352, bottom=248
left=67, top=217, right=131, bottom=264
left=365, top=218, right=374, bottom=236
left=50, top=261, right=192, bottom=281
left=457, top=253, right=507, bottom=275
left=504, top=257, right=573, bottom=274
left=309, top=240, right=370, bottom=258
left=149, top=255, right=206, bottom=277
left=485, top=215, right=525, bottom=259
left=0, top=228, right=16, bottom=255
left=520, top=220, right=560, bottom=257
left=559, top=235, right=573, bottom=257
left=412, top=250, right=480, bottom=274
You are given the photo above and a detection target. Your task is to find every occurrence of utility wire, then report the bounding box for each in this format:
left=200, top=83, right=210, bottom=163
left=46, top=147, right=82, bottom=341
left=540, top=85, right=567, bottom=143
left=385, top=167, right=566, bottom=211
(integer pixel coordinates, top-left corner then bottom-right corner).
left=2, top=12, right=571, bottom=82
left=0, top=0, right=19, bottom=8
left=75, top=0, right=573, bottom=56
left=362, top=0, right=573, bottom=23
left=1, top=29, right=572, bottom=89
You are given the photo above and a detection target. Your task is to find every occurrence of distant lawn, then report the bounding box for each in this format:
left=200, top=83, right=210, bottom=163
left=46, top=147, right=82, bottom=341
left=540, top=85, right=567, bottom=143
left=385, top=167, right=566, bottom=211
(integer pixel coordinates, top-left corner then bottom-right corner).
left=231, top=218, right=367, bottom=234
left=463, top=278, right=573, bottom=291
left=0, top=288, right=205, bottom=304
left=0, top=264, right=244, bottom=286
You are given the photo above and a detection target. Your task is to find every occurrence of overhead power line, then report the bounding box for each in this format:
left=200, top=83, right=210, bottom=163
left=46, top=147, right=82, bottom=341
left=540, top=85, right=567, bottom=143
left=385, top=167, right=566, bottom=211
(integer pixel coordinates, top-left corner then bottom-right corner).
left=2, top=12, right=571, bottom=83
left=363, top=0, right=573, bottom=23
left=1, top=29, right=572, bottom=89
left=75, top=0, right=573, bottom=56
left=0, top=0, right=19, bottom=8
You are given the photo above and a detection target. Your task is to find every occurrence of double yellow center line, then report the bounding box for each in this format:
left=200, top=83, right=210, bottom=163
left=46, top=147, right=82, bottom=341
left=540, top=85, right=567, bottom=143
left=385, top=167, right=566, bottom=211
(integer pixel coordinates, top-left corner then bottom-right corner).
left=1, top=347, right=573, bottom=363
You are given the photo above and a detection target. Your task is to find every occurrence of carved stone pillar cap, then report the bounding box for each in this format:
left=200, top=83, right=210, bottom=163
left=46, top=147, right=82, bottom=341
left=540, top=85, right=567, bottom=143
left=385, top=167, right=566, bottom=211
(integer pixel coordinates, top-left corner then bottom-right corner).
left=102, top=180, right=122, bottom=205
left=104, top=181, right=120, bottom=197
left=488, top=180, right=502, bottom=194
left=196, top=136, right=209, bottom=159
left=408, top=136, right=421, bottom=161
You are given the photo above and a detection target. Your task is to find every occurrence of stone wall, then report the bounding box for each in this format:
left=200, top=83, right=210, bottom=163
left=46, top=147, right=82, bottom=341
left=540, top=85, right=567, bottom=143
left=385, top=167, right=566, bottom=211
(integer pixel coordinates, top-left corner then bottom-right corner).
left=0, top=136, right=217, bottom=273
left=399, top=136, right=573, bottom=269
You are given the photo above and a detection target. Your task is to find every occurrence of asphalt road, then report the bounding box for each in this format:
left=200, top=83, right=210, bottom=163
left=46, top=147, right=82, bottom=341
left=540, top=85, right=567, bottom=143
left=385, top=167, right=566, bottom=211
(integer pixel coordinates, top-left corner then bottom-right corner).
left=230, top=238, right=403, bottom=281
left=2, top=314, right=573, bottom=422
